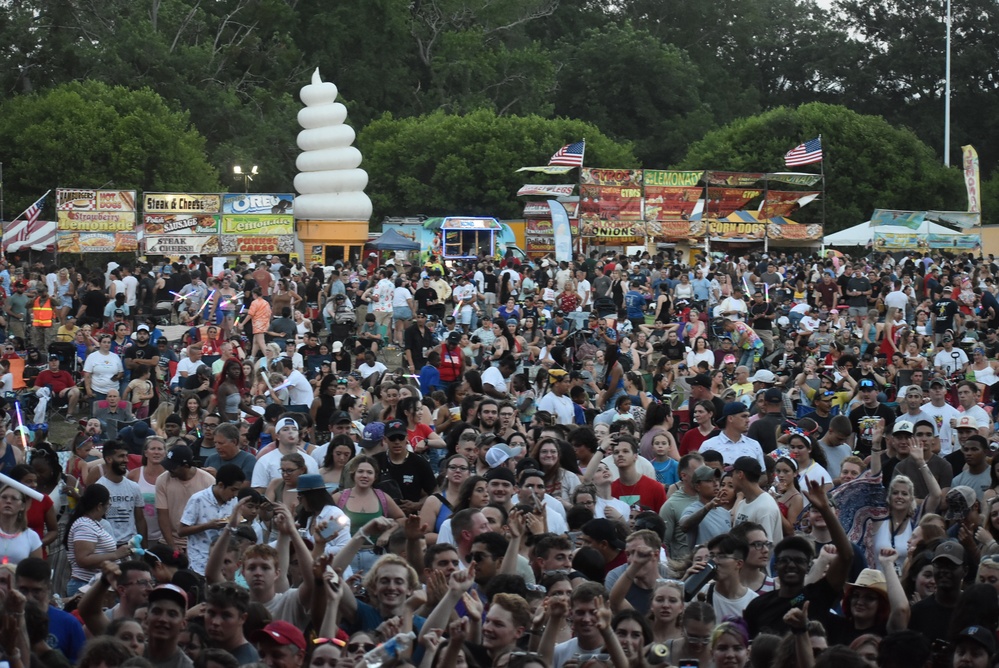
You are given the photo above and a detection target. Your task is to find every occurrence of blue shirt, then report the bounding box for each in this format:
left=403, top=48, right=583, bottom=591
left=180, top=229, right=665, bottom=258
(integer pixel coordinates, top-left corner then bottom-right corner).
left=47, top=606, right=87, bottom=663
left=419, top=365, right=442, bottom=395
left=691, top=278, right=712, bottom=301
left=624, top=290, right=646, bottom=319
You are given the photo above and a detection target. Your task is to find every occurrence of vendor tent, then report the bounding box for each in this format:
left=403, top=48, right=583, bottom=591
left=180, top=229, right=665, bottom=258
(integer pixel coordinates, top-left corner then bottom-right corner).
left=824, top=220, right=962, bottom=246
left=366, top=228, right=420, bottom=250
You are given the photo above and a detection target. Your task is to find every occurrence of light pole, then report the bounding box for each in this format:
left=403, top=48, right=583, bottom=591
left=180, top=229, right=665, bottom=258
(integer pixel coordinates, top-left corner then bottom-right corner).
left=944, top=0, right=952, bottom=166
left=233, top=165, right=258, bottom=193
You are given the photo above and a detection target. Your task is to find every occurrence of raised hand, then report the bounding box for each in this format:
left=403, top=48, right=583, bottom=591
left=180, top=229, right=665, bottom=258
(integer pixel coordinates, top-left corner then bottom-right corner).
left=508, top=507, right=526, bottom=538
left=312, top=553, right=333, bottom=581
left=593, top=594, right=612, bottom=631
left=547, top=593, right=569, bottom=620
left=403, top=514, right=427, bottom=541
left=448, top=617, right=470, bottom=645
left=878, top=547, right=898, bottom=569
left=271, top=503, right=296, bottom=536
left=462, top=591, right=484, bottom=620
left=424, top=570, right=448, bottom=608
left=801, top=478, right=831, bottom=513
left=362, top=516, right=396, bottom=538
left=374, top=615, right=402, bottom=641
left=783, top=600, right=810, bottom=630
left=448, top=563, right=476, bottom=594
left=420, top=628, right=444, bottom=654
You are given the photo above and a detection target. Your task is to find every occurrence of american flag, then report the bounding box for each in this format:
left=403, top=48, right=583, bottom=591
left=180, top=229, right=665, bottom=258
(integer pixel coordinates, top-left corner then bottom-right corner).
left=785, top=137, right=823, bottom=167
left=549, top=140, right=585, bottom=167
left=19, top=192, right=47, bottom=225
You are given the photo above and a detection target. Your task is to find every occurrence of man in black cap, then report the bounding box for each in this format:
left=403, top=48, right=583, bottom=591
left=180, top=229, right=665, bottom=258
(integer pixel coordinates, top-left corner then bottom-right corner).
left=125, top=323, right=161, bottom=413
left=747, top=388, right=784, bottom=454
left=374, top=419, right=435, bottom=514
left=578, top=518, right=628, bottom=575
left=849, top=378, right=896, bottom=458
left=404, top=310, right=435, bottom=375
left=908, top=540, right=967, bottom=641
left=688, top=373, right=724, bottom=418
left=700, top=402, right=765, bottom=467
left=156, top=444, right=216, bottom=552
left=732, top=456, right=782, bottom=542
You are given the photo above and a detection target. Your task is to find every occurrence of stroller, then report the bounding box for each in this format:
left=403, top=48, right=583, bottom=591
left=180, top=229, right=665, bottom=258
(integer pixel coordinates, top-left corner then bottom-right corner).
left=328, top=301, right=357, bottom=348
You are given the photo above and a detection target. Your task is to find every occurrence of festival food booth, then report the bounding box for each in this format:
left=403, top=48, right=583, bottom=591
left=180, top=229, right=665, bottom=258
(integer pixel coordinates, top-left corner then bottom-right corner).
left=438, top=217, right=502, bottom=259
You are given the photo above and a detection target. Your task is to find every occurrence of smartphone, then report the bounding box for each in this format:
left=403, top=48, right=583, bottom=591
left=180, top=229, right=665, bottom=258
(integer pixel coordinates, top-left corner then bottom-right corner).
left=325, top=564, right=340, bottom=585
left=678, top=661, right=701, bottom=668
left=568, top=531, right=581, bottom=548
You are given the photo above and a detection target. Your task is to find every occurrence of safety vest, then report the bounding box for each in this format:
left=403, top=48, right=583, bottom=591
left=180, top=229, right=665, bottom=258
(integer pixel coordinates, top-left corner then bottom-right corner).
left=32, top=297, right=53, bottom=327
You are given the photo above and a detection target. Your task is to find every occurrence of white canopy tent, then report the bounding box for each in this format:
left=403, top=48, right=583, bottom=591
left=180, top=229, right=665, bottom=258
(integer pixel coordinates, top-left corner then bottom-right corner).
left=824, top=220, right=962, bottom=246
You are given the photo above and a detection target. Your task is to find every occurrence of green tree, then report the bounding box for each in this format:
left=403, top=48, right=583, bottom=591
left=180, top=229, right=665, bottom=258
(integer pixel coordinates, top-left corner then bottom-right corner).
left=676, top=103, right=964, bottom=232
left=0, top=80, right=219, bottom=216
left=550, top=23, right=711, bottom=167
left=358, top=109, right=637, bottom=220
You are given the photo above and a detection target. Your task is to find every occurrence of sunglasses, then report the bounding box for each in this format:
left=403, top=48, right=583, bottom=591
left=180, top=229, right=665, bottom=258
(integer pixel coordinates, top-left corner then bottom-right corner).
left=346, top=642, right=376, bottom=654
left=467, top=551, right=491, bottom=562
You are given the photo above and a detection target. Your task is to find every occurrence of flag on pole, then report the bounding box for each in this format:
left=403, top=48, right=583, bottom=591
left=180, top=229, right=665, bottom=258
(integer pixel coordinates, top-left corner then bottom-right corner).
left=548, top=140, right=585, bottom=167
left=15, top=191, right=48, bottom=225
left=784, top=137, right=823, bottom=167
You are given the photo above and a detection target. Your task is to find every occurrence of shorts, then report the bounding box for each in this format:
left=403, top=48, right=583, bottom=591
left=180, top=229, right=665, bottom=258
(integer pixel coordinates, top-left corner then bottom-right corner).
left=373, top=310, right=392, bottom=327
left=847, top=306, right=867, bottom=317
left=393, top=305, right=413, bottom=321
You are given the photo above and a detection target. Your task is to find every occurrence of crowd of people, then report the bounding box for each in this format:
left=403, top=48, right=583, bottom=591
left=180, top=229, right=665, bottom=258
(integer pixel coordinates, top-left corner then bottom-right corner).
left=1, top=248, right=999, bottom=668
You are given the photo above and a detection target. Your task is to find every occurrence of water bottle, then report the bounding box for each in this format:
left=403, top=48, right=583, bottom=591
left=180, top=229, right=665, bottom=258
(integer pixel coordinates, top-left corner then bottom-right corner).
left=362, top=632, right=415, bottom=668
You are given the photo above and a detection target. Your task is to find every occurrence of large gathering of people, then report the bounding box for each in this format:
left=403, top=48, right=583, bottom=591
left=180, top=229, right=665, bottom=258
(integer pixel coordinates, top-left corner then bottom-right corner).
left=0, top=248, right=999, bottom=668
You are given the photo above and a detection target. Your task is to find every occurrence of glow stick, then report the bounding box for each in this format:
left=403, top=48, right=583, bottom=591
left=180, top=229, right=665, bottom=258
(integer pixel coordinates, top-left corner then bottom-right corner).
left=233, top=305, right=247, bottom=326
left=764, top=283, right=769, bottom=303
left=743, top=277, right=751, bottom=294
left=0, top=471, right=43, bottom=502
left=202, top=290, right=216, bottom=316
left=14, top=401, right=28, bottom=452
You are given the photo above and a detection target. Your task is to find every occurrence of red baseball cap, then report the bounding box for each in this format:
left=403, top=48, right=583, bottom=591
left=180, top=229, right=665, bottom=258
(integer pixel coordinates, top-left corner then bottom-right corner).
left=251, top=621, right=306, bottom=653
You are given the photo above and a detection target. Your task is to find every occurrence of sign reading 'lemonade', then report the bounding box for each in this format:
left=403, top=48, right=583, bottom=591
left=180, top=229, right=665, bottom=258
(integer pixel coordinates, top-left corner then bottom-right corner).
left=221, top=215, right=295, bottom=235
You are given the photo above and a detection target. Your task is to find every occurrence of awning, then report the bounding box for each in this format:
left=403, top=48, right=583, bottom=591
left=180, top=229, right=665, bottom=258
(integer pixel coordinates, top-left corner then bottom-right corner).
left=441, top=217, right=501, bottom=231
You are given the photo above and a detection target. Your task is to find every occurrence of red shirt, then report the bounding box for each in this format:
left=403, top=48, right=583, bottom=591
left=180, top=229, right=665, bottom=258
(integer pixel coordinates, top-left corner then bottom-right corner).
left=611, top=475, right=667, bottom=513
left=35, top=369, right=76, bottom=393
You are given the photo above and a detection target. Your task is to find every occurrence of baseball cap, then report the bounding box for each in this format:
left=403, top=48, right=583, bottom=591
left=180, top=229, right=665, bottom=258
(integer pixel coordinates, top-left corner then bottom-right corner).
left=858, top=379, right=877, bottom=390
left=485, top=443, right=523, bottom=469
left=716, top=402, right=749, bottom=427
left=251, top=620, right=306, bottom=653
left=360, top=422, right=385, bottom=449
left=892, top=420, right=914, bottom=435
left=688, top=374, right=712, bottom=389
left=136, top=324, right=150, bottom=332
left=548, top=369, right=569, bottom=383
left=48, top=353, right=59, bottom=361
left=692, top=465, right=721, bottom=483
left=723, top=354, right=736, bottom=364
left=956, top=626, right=997, bottom=655
left=113, top=309, right=125, bottom=316
left=581, top=518, right=626, bottom=550
left=148, top=584, right=188, bottom=610
left=384, top=419, right=407, bottom=439
left=276, top=417, right=299, bottom=432
left=945, top=487, right=977, bottom=521
left=732, top=456, right=762, bottom=477
left=162, top=445, right=194, bottom=471
left=955, top=415, right=979, bottom=430
left=929, top=377, right=950, bottom=389
left=446, top=332, right=462, bottom=345
left=329, top=411, right=351, bottom=426
left=932, top=539, right=966, bottom=564
left=748, top=369, right=775, bottom=384
left=763, top=388, right=783, bottom=404
left=942, top=333, right=955, bottom=342
left=331, top=341, right=343, bottom=353
left=484, top=467, right=516, bottom=485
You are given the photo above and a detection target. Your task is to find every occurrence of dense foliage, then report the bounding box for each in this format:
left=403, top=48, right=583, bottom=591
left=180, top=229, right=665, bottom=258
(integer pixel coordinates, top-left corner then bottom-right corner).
left=0, top=0, right=992, bottom=229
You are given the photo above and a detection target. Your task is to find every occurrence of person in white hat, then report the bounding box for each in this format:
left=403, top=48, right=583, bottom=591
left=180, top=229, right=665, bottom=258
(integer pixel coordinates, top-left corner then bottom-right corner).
left=250, top=417, right=319, bottom=490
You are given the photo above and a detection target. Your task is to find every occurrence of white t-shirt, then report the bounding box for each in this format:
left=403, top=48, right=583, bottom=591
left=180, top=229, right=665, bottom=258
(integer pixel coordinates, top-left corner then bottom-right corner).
left=553, top=638, right=603, bottom=668
left=934, top=348, right=969, bottom=374
left=392, top=286, right=412, bottom=308
left=922, top=402, right=962, bottom=454
left=122, top=275, right=139, bottom=306
left=170, top=356, right=206, bottom=386
left=1, top=530, right=41, bottom=565
left=481, top=366, right=508, bottom=394
left=251, top=448, right=320, bottom=489
left=84, top=351, right=124, bottom=395
left=181, top=486, right=237, bottom=575
left=710, top=586, right=758, bottom=621
left=282, top=370, right=313, bottom=406
left=796, top=461, right=833, bottom=491
left=358, top=361, right=388, bottom=379
left=536, top=392, right=575, bottom=425
left=733, top=492, right=783, bottom=543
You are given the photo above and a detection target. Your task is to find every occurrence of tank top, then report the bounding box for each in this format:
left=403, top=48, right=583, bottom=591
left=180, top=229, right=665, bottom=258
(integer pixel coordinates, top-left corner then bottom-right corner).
left=433, top=492, right=454, bottom=532
left=974, top=365, right=999, bottom=386
left=336, top=488, right=386, bottom=537
left=0, top=444, right=17, bottom=475
left=136, top=467, right=162, bottom=543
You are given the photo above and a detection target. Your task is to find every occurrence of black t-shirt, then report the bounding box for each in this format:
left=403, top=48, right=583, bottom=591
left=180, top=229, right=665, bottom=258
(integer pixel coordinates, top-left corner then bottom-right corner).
left=983, top=290, right=999, bottom=329
left=846, top=276, right=872, bottom=308
left=745, top=578, right=839, bottom=637
left=661, top=340, right=685, bottom=361
left=484, top=272, right=498, bottom=293
left=933, top=298, right=959, bottom=333
left=751, top=301, right=774, bottom=331
left=374, top=451, right=436, bottom=502
left=82, top=289, right=107, bottom=321
left=848, top=404, right=896, bottom=458
left=404, top=324, right=436, bottom=368
left=747, top=413, right=782, bottom=454
left=413, top=287, right=439, bottom=312
left=908, top=594, right=956, bottom=642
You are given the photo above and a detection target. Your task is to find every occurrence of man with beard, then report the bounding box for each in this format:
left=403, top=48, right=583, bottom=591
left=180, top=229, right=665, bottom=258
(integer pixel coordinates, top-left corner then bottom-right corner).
left=374, top=419, right=436, bottom=514
left=476, top=399, right=502, bottom=432
left=744, top=480, right=853, bottom=636
left=96, top=440, right=147, bottom=546
left=124, top=323, right=160, bottom=412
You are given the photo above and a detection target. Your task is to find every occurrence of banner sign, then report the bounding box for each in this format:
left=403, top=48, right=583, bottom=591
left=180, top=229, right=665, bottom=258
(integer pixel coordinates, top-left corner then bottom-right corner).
left=930, top=233, right=981, bottom=250
left=57, top=210, right=135, bottom=232
left=925, top=210, right=981, bottom=229
left=57, top=231, right=138, bottom=253
left=643, top=170, right=703, bottom=187
left=143, top=214, right=220, bottom=235
left=963, top=145, right=981, bottom=213
left=145, top=235, right=222, bottom=255
left=872, top=232, right=928, bottom=250
left=56, top=189, right=137, bottom=212
left=579, top=217, right=646, bottom=238
left=766, top=220, right=824, bottom=240
left=707, top=221, right=766, bottom=240
left=760, top=191, right=820, bottom=219
left=220, top=235, right=295, bottom=254
left=221, top=193, right=294, bottom=215
left=517, top=184, right=575, bottom=197
left=647, top=220, right=706, bottom=241
left=871, top=209, right=925, bottom=230
left=580, top=185, right=643, bottom=224
left=644, top=186, right=702, bottom=221
left=143, top=193, right=221, bottom=214
left=580, top=168, right=643, bottom=187
left=220, top=214, right=295, bottom=236
left=516, top=166, right=575, bottom=174
left=765, top=172, right=823, bottom=187
left=549, top=200, right=573, bottom=263
left=706, top=172, right=764, bottom=187
left=524, top=201, right=577, bottom=217
left=703, top=189, right=762, bottom=218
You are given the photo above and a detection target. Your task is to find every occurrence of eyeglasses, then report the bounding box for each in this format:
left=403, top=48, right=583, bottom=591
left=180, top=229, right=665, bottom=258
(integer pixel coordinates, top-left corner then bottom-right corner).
left=346, top=642, right=376, bottom=654
left=525, top=583, right=547, bottom=593
left=446, top=465, right=469, bottom=472
left=127, top=579, right=157, bottom=588
left=387, top=435, right=407, bottom=442
left=749, top=540, right=773, bottom=551
left=280, top=467, right=301, bottom=475
left=776, top=555, right=809, bottom=566
left=684, top=632, right=712, bottom=645
left=654, top=578, right=685, bottom=588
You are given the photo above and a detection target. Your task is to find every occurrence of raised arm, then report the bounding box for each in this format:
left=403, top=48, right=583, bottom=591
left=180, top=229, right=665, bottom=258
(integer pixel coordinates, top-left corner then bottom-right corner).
left=879, top=548, right=911, bottom=632
left=420, top=564, right=476, bottom=642
left=908, top=445, right=942, bottom=514
left=803, top=479, right=853, bottom=592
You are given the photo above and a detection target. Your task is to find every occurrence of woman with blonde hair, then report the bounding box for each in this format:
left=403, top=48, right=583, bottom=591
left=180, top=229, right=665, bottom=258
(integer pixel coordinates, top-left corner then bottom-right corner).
left=647, top=579, right=685, bottom=643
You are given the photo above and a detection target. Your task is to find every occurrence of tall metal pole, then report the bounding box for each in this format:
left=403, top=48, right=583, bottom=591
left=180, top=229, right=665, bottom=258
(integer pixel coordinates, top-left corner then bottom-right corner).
left=944, top=0, right=952, bottom=166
